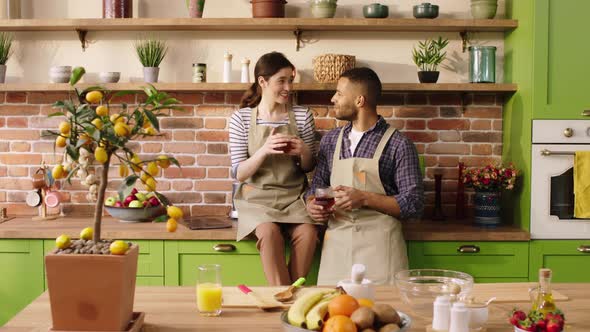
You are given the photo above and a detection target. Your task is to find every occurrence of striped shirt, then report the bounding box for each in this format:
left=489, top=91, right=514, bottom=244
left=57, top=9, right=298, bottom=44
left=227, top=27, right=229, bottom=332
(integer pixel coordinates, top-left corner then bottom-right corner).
left=229, top=106, right=317, bottom=177
left=305, top=116, right=424, bottom=220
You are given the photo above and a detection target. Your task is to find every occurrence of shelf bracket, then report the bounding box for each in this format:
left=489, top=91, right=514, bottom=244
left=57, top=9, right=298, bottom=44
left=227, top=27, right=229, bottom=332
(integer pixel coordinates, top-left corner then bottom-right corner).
left=460, top=31, right=469, bottom=53
left=293, top=29, right=302, bottom=52
left=76, top=29, right=89, bottom=52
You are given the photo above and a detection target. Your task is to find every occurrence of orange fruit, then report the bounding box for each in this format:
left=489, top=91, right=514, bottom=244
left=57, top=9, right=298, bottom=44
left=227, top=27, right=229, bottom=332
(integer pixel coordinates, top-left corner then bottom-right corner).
left=357, top=298, right=374, bottom=308
left=322, top=315, right=357, bottom=332
left=328, top=295, right=360, bottom=318
left=166, top=218, right=178, bottom=232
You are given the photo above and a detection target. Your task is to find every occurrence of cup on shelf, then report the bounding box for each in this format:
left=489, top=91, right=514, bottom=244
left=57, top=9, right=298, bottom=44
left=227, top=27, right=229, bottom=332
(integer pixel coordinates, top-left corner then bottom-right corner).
left=99, top=72, right=121, bottom=83
left=49, top=66, right=72, bottom=83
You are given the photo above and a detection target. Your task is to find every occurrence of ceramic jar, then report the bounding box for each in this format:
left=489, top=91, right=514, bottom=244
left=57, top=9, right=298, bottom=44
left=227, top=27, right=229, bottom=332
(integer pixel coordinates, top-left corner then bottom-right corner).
left=103, top=0, right=133, bottom=18
left=251, top=0, right=287, bottom=18
left=470, top=0, right=497, bottom=19
left=469, top=46, right=496, bottom=83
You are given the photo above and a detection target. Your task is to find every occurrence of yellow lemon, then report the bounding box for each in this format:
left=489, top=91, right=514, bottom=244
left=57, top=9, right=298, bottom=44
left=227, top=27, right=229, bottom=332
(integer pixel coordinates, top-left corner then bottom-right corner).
left=157, top=155, right=171, bottom=169
left=142, top=115, right=151, bottom=129
left=119, top=164, right=129, bottom=177
left=55, top=234, right=71, bottom=249
left=167, top=205, right=183, bottom=219
left=357, top=298, right=374, bottom=308
left=114, top=122, right=130, bottom=137
left=79, top=227, right=93, bottom=241
left=96, top=105, right=109, bottom=117
left=147, top=161, right=159, bottom=177
left=91, top=118, right=103, bottom=130
left=109, top=240, right=129, bottom=255
left=55, top=136, right=67, bottom=148
left=145, top=177, right=157, bottom=192
left=59, top=121, right=71, bottom=134
left=130, top=154, right=142, bottom=172
left=85, top=90, right=104, bottom=104
left=144, top=127, right=157, bottom=135
left=94, top=147, right=108, bottom=163
left=52, top=164, right=65, bottom=179
left=166, top=218, right=178, bottom=232
left=140, top=172, right=150, bottom=183
left=110, top=113, right=125, bottom=124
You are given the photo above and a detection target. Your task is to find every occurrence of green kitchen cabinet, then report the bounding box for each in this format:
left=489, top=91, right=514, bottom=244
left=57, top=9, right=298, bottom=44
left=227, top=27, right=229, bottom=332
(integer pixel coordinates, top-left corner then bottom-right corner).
left=164, top=240, right=321, bottom=287
left=0, top=240, right=45, bottom=326
left=43, top=239, right=164, bottom=287
left=408, top=241, right=529, bottom=282
left=529, top=240, right=590, bottom=282
left=532, top=0, right=590, bottom=119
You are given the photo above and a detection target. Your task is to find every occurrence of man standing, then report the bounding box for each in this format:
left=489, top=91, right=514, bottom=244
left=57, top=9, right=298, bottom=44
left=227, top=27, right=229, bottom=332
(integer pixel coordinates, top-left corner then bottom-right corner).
left=306, top=67, right=424, bottom=285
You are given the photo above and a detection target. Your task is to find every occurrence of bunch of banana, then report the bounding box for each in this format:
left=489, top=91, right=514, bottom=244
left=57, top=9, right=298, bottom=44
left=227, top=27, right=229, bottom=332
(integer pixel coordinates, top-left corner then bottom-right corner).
left=287, top=288, right=342, bottom=330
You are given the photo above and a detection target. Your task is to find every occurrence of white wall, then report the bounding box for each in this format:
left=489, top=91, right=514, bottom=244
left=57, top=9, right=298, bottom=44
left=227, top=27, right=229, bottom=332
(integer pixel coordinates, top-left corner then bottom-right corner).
left=5, top=0, right=505, bottom=84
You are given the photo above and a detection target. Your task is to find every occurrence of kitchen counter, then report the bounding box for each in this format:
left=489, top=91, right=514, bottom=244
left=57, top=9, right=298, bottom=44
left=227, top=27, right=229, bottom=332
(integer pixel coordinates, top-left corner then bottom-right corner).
left=0, top=216, right=530, bottom=241
left=1, top=283, right=586, bottom=332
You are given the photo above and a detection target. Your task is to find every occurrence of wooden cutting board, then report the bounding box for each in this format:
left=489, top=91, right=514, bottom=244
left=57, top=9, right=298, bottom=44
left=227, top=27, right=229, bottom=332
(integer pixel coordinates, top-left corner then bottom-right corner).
left=222, top=286, right=336, bottom=309
left=470, top=283, right=568, bottom=303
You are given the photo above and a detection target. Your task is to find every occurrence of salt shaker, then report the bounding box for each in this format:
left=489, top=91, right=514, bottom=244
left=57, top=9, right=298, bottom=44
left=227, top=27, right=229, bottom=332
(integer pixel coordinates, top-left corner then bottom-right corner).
left=432, top=295, right=451, bottom=331
left=223, top=51, right=233, bottom=83
left=241, top=58, right=251, bottom=83
left=449, top=302, right=469, bottom=332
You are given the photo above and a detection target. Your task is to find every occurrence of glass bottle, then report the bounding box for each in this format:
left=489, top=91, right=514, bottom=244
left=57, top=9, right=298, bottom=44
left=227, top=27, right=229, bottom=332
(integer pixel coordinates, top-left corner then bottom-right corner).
left=240, top=58, right=250, bottom=83
left=531, top=268, right=556, bottom=314
left=103, top=0, right=133, bottom=18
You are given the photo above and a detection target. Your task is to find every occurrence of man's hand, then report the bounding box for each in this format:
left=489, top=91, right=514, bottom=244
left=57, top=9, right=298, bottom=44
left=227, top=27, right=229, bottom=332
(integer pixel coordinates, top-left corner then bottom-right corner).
left=306, top=196, right=332, bottom=222
left=334, top=185, right=366, bottom=211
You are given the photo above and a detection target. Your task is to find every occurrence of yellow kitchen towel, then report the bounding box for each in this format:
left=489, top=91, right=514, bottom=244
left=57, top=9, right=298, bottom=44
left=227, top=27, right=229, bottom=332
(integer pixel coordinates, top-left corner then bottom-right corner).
left=574, top=151, right=590, bottom=218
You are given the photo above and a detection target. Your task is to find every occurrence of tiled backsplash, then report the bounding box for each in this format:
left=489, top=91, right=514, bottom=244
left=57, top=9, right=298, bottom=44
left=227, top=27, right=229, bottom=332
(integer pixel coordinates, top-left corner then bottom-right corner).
left=0, top=91, right=502, bottom=219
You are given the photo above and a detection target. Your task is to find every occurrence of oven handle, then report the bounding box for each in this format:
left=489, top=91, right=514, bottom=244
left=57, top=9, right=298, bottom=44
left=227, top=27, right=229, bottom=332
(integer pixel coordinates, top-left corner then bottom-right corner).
left=540, top=149, right=575, bottom=156
left=577, top=245, right=590, bottom=253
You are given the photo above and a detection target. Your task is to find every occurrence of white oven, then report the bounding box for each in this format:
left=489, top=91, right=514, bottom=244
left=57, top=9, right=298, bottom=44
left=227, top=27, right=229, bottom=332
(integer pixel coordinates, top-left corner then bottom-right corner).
left=531, top=120, right=590, bottom=239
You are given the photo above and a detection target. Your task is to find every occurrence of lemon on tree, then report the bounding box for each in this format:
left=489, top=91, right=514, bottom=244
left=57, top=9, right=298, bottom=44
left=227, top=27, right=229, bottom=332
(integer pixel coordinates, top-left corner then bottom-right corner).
left=94, top=147, right=108, bottom=163
left=79, top=227, right=93, bottom=241
left=119, top=164, right=129, bottom=177
left=130, top=154, right=142, bottom=171
left=157, top=155, right=171, bottom=169
left=55, top=136, right=67, bottom=148
left=91, top=118, right=103, bottom=130
left=109, top=240, right=129, bottom=255
left=52, top=164, right=65, bottom=179
left=58, top=121, right=71, bottom=134
left=96, top=105, right=109, bottom=117
left=110, top=113, right=125, bottom=124
left=147, top=161, right=159, bottom=177
left=55, top=234, right=71, bottom=249
left=114, top=122, right=130, bottom=137
left=85, top=90, right=103, bottom=104
left=145, top=177, right=157, bottom=192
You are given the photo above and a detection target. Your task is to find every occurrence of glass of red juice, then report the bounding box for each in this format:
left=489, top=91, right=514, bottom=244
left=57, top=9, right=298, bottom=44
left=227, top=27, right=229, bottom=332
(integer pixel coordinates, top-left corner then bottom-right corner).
left=278, top=140, right=292, bottom=153
left=315, top=187, right=335, bottom=210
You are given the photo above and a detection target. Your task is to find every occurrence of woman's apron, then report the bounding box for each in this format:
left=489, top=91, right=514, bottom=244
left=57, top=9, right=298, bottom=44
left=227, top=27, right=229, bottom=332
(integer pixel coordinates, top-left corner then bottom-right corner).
left=235, top=107, right=314, bottom=241
left=317, top=126, right=408, bottom=285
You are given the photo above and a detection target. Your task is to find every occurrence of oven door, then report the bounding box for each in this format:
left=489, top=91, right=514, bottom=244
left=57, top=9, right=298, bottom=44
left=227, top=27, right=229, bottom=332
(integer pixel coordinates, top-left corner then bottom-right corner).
left=531, top=144, right=590, bottom=239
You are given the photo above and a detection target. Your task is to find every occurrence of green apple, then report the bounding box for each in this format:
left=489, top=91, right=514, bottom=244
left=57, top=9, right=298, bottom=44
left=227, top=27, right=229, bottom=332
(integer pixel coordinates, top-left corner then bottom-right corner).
left=128, top=200, right=143, bottom=208
left=135, top=192, right=147, bottom=202
left=105, top=196, right=117, bottom=207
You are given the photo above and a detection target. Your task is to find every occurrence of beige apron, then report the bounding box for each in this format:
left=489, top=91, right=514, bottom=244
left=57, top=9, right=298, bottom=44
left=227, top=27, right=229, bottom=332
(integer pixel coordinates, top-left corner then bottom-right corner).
left=317, top=125, right=408, bottom=285
left=234, top=107, right=314, bottom=241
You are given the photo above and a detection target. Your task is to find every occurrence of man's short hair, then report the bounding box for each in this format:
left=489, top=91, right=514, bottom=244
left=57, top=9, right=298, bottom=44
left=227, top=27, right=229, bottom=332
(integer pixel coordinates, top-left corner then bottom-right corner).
left=340, top=67, right=382, bottom=106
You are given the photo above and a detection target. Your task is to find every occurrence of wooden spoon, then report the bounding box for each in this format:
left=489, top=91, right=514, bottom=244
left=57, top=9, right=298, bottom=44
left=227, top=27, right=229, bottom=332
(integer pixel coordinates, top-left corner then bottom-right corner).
left=274, top=277, right=306, bottom=302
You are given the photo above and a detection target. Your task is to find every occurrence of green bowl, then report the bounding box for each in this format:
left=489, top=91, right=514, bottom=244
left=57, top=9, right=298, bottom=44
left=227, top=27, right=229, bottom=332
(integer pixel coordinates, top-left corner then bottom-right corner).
left=363, top=3, right=389, bottom=18
left=310, top=4, right=336, bottom=17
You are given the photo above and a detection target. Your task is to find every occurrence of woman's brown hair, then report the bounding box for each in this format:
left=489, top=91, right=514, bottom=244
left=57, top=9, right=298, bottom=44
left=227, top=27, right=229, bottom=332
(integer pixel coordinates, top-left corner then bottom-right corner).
left=239, top=52, right=295, bottom=109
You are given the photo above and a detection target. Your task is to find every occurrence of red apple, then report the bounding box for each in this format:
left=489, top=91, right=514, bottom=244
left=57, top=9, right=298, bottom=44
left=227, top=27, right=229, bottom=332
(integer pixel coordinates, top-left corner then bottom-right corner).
left=148, top=196, right=159, bottom=206
left=114, top=201, right=123, bottom=207
left=123, top=195, right=135, bottom=207
left=130, top=188, right=138, bottom=195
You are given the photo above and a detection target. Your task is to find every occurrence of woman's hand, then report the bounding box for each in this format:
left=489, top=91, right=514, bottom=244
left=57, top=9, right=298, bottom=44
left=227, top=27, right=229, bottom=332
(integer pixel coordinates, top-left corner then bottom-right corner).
left=259, top=128, right=292, bottom=156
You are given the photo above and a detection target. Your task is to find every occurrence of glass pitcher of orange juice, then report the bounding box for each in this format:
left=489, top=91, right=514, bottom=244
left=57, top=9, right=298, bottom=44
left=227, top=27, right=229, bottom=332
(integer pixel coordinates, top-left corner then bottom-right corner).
left=196, top=264, right=222, bottom=316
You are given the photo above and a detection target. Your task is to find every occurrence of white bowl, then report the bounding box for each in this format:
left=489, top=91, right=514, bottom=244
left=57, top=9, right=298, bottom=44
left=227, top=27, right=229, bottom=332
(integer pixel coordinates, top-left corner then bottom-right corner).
left=49, top=72, right=71, bottom=83
left=99, top=71, right=121, bottom=83
left=49, top=66, right=72, bottom=74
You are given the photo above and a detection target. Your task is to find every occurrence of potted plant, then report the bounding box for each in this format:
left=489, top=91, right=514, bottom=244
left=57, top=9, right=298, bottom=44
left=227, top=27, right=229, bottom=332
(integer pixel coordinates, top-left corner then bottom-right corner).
left=0, top=32, right=14, bottom=83
left=134, top=37, right=168, bottom=83
left=44, top=67, right=184, bottom=331
left=462, top=163, right=518, bottom=227
left=412, top=36, right=449, bottom=83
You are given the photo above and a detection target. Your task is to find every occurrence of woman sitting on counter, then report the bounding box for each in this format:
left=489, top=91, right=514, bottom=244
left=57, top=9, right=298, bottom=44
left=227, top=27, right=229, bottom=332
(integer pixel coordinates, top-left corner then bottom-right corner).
left=229, top=52, right=319, bottom=286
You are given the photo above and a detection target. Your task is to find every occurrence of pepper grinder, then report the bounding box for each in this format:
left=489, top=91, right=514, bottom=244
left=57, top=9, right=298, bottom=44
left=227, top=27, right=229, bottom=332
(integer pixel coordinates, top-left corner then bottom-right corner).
left=240, top=58, right=251, bottom=83
left=433, top=170, right=445, bottom=221
left=223, top=51, right=233, bottom=83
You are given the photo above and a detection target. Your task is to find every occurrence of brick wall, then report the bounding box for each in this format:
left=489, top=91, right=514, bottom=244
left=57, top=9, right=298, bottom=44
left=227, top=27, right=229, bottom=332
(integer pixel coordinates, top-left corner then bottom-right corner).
left=0, top=90, right=502, bottom=219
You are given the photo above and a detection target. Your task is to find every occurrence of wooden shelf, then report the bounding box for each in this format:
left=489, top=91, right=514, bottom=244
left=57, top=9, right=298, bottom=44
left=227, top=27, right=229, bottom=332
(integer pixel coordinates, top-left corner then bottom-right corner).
left=0, top=82, right=518, bottom=94
left=0, top=18, right=518, bottom=32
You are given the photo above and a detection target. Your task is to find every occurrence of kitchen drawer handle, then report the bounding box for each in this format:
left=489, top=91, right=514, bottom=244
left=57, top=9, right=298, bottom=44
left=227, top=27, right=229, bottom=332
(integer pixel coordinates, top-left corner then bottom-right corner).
left=577, top=245, right=590, bottom=253
left=582, top=110, right=590, bottom=117
left=457, top=245, right=480, bottom=253
left=213, top=244, right=236, bottom=252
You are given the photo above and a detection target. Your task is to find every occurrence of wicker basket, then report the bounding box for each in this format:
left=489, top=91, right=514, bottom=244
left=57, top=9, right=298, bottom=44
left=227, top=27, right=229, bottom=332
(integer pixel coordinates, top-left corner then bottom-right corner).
left=312, top=54, right=356, bottom=83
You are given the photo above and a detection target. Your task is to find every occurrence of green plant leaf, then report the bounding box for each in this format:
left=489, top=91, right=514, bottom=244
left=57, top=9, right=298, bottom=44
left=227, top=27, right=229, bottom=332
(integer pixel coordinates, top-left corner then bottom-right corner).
left=69, top=67, right=86, bottom=86
left=65, top=145, right=80, bottom=162
left=118, top=174, right=140, bottom=201
left=155, top=192, right=171, bottom=207
left=48, top=111, right=65, bottom=117
left=143, top=109, right=159, bottom=131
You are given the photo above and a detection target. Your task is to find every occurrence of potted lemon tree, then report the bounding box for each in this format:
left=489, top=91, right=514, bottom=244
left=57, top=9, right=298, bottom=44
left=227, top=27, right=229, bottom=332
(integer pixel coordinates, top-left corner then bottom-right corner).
left=44, top=67, right=184, bottom=331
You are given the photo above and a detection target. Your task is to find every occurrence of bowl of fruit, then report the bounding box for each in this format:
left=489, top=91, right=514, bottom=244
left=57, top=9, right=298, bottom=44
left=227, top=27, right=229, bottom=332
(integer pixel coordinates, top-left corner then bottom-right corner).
left=281, top=290, right=411, bottom=332
left=509, top=309, right=565, bottom=332
left=104, top=188, right=166, bottom=223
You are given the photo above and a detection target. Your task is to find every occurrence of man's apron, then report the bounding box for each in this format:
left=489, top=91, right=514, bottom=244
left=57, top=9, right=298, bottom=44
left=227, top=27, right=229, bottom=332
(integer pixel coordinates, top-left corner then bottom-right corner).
left=234, top=107, right=314, bottom=241
left=317, top=125, right=408, bottom=285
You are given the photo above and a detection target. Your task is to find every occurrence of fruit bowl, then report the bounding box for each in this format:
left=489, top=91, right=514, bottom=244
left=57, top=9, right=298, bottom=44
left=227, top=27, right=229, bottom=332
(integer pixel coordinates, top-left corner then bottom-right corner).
left=104, top=205, right=166, bottom=223
left=279, top=310, right=412, bottom=332
left=394, top=269, right=474, bottom=318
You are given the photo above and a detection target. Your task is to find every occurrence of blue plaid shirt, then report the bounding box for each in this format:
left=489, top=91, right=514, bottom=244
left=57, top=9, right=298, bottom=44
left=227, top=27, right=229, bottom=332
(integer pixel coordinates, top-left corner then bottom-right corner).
left=306, top=117, right=424, bottom=220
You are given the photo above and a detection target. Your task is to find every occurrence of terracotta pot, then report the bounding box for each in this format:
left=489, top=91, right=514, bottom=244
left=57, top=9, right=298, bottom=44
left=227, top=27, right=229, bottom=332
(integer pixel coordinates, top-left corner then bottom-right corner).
left=45, top=245, right=139, bottom=331
left=251, top=0, right=287, bottom=18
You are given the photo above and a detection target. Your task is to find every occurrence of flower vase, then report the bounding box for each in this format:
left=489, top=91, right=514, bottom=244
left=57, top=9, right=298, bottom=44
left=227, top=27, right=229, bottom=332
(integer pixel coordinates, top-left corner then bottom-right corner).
left=473, top=190, right=501, bottom=227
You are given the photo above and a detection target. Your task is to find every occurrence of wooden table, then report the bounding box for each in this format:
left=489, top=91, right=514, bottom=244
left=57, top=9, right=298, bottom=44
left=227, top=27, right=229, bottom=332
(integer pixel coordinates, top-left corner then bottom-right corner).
left=2, top=284, right=587, bottom=332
